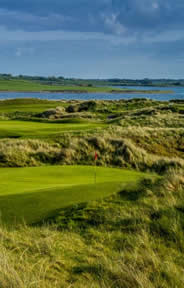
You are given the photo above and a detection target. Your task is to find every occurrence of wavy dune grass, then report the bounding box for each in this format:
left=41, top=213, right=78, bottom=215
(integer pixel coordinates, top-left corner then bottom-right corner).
left=0, top=129, right=183, bottom=173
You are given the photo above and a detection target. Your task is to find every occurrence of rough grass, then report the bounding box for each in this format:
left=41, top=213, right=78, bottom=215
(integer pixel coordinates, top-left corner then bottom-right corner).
left=109, top=103, right=184, bottom=128
left=0, top=128, right=183, bottom=174
left=0, top=170, right=184, bottom=287
left=105, top=126, right=184, bottom=159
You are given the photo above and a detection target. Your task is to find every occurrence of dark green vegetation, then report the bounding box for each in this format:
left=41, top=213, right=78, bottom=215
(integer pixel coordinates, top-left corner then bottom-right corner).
left=1, top=73, right=183, bottom=87
left=0, top=77, right=172, bottom=93
left=0, top=98, right=184, bottom=287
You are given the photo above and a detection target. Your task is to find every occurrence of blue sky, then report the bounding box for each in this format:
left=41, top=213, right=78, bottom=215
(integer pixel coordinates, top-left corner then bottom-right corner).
left=0, top=0, right=183, bottom=78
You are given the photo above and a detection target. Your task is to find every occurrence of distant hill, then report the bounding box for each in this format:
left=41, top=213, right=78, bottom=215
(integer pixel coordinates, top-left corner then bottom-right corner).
left=0, top=73, right=183, bottom=87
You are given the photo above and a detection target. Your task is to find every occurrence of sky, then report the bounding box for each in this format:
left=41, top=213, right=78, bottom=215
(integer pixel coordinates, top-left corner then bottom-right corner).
left=0, top=0, right=183, bottom=78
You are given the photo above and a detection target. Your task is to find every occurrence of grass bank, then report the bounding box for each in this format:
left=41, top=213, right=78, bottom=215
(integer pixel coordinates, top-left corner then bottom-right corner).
left=0, top=79, right=172, bottom=93
left=0, top=165, right=151, bottom=224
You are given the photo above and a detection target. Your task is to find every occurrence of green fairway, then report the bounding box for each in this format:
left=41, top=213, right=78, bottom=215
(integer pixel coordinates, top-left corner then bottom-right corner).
left=0, top=99, right=66, bottom=113
left=0, top=120, right=106, bottom=138
left=0, top=165, right=154, bottom=224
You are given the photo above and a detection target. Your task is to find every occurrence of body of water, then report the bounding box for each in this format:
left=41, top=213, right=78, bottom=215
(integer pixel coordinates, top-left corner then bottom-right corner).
left=0, top=86, right=184, bottom=101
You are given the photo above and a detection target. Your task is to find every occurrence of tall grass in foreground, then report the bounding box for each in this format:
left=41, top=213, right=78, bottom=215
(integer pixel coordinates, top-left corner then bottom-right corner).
left=0, top=169, right=184, bottom=287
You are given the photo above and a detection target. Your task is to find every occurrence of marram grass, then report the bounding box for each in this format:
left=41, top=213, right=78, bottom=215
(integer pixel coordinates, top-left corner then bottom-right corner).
left=0, top=170, right=184, bottom=287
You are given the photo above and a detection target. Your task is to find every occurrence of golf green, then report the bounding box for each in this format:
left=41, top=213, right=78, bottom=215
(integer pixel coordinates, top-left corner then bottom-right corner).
left=0, top=165, right=154, bottom=224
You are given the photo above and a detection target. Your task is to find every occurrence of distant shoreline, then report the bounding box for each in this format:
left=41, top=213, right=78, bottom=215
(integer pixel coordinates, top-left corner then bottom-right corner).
left=0, top=89, right=173, bottom=94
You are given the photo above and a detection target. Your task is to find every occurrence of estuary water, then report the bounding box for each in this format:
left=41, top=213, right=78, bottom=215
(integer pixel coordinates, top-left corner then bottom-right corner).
left=0, top=86, right=184, bottom=101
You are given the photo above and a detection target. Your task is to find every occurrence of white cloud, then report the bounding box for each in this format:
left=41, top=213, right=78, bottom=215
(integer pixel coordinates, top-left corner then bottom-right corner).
left=152, top=2, right=159, bottom=9
left=102, top=13, right=126, bottom=35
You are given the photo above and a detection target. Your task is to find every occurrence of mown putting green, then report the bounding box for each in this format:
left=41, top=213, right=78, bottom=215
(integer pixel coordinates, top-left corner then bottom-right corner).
left=0, top=165, right=154, bottom=224
left=0, top=120, right=106, bottom=138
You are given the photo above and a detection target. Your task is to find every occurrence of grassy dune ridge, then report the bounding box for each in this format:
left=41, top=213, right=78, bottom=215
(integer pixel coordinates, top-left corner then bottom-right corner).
left=0, top=99, right=183, bottom=170
left=0, top=128, right=183, bottom=172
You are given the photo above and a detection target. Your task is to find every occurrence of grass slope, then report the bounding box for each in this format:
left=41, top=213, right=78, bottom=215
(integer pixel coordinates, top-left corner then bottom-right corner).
left=0, top=165, right=153, bottom=224
left=0, top=79, right=171, bottom=93
left=0, top=120, right=106, bottom=138
left=0, top=79, right=117, bottom=93
left=0, top=99, right=65, bottom=113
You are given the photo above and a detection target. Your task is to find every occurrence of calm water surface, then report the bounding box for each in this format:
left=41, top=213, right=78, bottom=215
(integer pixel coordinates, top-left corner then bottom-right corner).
left=0, top=86, right=184, bottom=101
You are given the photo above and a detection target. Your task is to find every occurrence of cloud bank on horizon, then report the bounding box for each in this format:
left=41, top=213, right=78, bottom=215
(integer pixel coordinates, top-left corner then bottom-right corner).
left=0, top=0, right=183, bottom=78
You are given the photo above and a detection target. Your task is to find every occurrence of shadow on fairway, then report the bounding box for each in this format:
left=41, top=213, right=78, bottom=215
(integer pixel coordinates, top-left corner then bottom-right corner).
left=0, top=181, right=125, bottom=225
